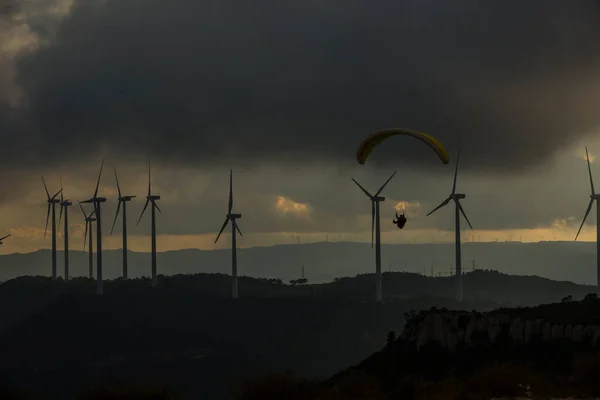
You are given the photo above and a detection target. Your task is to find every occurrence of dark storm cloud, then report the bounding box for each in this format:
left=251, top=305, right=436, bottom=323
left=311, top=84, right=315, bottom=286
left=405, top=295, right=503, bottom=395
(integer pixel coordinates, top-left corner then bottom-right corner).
left=4, top=0, right=600, bottom=173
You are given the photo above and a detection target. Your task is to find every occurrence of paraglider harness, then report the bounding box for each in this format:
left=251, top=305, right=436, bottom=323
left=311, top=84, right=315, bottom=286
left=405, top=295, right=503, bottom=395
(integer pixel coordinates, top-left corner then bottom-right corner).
left=393, top=212, right=407, bottom=229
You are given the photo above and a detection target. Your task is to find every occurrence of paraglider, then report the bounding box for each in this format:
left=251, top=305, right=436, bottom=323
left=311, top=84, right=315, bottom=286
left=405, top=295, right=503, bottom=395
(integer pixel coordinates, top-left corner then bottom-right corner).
left=356, top=128, right=450, bottom=229
left=393, top=212, right=407, bottom=229
left=356, top=128, right=450, bottom=165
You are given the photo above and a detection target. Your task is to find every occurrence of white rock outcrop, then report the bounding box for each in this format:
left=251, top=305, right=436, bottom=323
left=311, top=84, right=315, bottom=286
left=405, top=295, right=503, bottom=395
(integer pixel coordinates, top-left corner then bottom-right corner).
left=401, top=310, right=596, bottom=351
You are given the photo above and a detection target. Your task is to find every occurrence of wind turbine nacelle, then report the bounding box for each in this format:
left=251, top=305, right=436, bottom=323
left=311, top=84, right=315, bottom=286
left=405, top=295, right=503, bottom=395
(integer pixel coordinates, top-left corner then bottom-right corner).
left=454, top=194, right=466, bottom=199
left=82, top=197, right=106, bottom=205
left=120, top=196, right=135, bottom=201
left=149, top=195, right=161, bottom=201
left=229, top=213, right=242, bottom=219
left=62, top=201, right=73, bottom=207
left=375, top=196, right=385, bottom=202
left=48, top=199, right=60, bottom=204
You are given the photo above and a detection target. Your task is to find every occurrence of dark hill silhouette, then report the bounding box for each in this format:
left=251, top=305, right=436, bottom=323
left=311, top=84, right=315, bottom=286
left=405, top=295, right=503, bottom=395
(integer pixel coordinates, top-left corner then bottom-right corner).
left=0, top=270, right=593, bottom=399
left=312, top=296, right=600, bottom=399
left=0, top=269, right=591, bottom=334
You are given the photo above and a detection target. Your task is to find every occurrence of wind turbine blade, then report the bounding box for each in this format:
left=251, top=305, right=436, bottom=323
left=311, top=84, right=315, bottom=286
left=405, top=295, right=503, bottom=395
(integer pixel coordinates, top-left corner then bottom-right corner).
left=44, top=203, right=50, bottom=238
left=0, top=234, right=10, bottom=241
left=110, top=200, right=122, bottom=235
left=94, top=159, right=105, bottom=198
left=58, top=177, right=64, bottom=231
left=457, top=200, right=473, bottom=230
left=215, top=217, right=230, bottom=243
left=228, top=169, right=233, bottom=213
left=234, top=220, right=243, bottom=237
left=452, top=145, right=461, bottom=195
left=371, top=200, right=375, bottom=248
left=137, top=199, right=150, bottom=226
left=375, top=170, right=397, bottom=197
left=83, top=222, right=88, bottom=250
left=58, top=203, right=63, bottom=232
left=351, top=178, right=373, bottom=198
left=114, top=166, right=122, bottom=198
left=79, top=202, right=88, bottom=219
left=42, top=177, right=50, bottom=199
left=426, top=197, right=452, bottom=216
left=154, top=201, right=162, bottom=213
left=148, top=160, right=152, bottom=196
left=51, top=189, right=62, bottom=200
left=586, top=146, right=595, bottom=195
left=575, top=199, right=594, bottom=241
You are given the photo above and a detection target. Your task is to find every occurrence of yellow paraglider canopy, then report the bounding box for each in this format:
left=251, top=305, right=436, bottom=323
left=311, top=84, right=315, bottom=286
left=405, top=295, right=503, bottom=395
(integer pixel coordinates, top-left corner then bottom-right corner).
left=356, top=128, right=450, bottom=165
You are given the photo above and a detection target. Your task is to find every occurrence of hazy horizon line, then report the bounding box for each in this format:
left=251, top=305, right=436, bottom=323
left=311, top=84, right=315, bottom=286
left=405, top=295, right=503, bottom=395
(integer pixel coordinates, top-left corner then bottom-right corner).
left=1, top=238, right=594, bottom=256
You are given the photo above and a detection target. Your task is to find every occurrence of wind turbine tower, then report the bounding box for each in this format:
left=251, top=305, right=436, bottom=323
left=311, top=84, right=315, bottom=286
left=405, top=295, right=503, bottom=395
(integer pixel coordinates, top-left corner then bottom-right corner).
left=575, top=146, right=600, bottom=293
left=42, top=177, right=62, bottom=279
left=58, top=179, right=72, bottom=280
left=111, top=167, right=136, bottom=279
left=214, top=170, right=243, bottom=299
left=80, top=203, right=96, bottom=279
left=81, top=160, right=106, bottom=295
left=351, top=170, right=397, bottom=303
left=137, top=162, right=161, bottom=288
left=426, top=147, right=473, bottom=302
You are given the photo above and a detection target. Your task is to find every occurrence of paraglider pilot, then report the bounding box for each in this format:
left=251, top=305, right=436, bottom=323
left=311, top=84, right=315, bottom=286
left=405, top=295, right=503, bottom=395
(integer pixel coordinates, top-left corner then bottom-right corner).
left=393, top=212, right=407, bottom=229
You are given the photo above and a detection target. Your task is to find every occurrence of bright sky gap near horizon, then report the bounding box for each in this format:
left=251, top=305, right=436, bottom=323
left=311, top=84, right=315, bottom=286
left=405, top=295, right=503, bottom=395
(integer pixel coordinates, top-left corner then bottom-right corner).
left=3, top=1, right=600, bottom=255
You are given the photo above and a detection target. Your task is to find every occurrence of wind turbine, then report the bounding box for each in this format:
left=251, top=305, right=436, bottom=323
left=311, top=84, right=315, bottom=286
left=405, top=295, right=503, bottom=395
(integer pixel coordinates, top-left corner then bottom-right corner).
left=111, top=167, right=136, bottom=279
left=58, top=178, right=72, bottom=280
left=214, top=170, right=243, bottom=299
left=80, top=203, right=96, bottom=279
left=42, top=177, right=62, bottom=280
left=0, top=234, right=10, bottom=245
left=426, top=147, right=473, bottom=302
left=351, top=170, right=397, bottom=303
left=81, top=160, right=106, bottom=295
left=137, top=161, right=161, bottom=288
left=575, top=146, right=600, bottom=293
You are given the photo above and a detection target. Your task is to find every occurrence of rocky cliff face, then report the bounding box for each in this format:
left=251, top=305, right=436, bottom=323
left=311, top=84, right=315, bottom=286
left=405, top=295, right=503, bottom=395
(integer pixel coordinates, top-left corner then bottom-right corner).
left=400, top=309, right=600, bottom=351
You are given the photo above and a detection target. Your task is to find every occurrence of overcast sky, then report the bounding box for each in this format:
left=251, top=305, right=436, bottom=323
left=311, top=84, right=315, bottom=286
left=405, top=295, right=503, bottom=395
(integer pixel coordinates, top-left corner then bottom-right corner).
left=2, top=0, right=600, bottom=254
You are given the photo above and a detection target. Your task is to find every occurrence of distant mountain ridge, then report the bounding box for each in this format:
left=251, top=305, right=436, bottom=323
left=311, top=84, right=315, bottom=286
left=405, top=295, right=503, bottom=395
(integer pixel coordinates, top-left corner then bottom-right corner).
left=0, top=241, right=594, bottom=285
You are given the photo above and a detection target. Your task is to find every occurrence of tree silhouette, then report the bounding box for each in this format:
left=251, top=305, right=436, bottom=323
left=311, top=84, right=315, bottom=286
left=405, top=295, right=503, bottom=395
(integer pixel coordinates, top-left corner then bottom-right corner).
left=386, top=330, right=396, bottom=347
